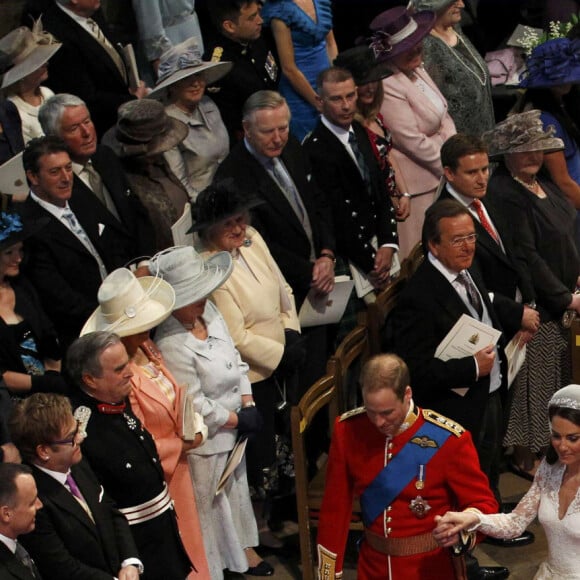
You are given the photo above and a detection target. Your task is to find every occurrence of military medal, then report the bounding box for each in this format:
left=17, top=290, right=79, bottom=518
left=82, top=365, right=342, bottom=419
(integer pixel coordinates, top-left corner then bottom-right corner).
left=409, top=496, right=431, bottom=518
left=265, top=51, right=278, bottom=80
left=415, top=464, right=425, bottom=490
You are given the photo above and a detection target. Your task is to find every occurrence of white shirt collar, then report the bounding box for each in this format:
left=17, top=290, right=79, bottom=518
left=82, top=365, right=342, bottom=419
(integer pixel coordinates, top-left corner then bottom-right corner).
left=29, top=191, right=70, bottom=220
left=0, top=533, right=17, bottom=554
left=57, top=3, right=92, bottom=28
left=35, top=464, right=69, bottom=486
left=428, top=251, right=463, bottom=283
left=320, top=114, right=352, bottom=146
left=445, top=183, right=481, bottom=209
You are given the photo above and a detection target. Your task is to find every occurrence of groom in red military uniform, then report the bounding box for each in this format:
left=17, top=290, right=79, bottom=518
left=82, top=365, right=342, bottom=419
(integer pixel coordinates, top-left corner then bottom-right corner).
left=317, top=354, right=499, bottom=579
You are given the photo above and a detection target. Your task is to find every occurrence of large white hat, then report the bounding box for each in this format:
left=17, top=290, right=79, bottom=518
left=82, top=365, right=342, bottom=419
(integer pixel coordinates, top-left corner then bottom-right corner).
left=0, top=20, right=61, bottom=90
left=149, top=246, right=233, bottom=310
left=81, top=268, right=175, bottom=337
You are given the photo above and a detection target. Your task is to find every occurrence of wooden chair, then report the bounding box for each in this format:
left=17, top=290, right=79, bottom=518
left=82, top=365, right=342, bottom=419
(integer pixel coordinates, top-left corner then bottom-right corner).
left=366, top=275, right=407, bottom=356
left=291, top=363, right=363, bottom=580
left=402, top=241, right=425, bottom=279
left=332, top=323, right=369, bottom=412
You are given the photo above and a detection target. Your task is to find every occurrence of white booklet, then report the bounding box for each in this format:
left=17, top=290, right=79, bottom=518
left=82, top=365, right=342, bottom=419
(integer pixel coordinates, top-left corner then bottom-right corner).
left=119, top=43, right=140, bottom=91
left=216, top=437, right=248, bottom=496
left=0, top=152, right=28, bottom=198
left=171, top=202, right=193, bottom=247
left=435, top=314, right=502, bottom=397
left=505, top=334, right=527, bottom=388
left=298, top=275, right=354, bottom=327
left=349, top=250, right=401, bottom=299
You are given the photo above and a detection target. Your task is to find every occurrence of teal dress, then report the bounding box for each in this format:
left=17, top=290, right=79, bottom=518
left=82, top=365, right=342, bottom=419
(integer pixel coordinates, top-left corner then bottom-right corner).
left=262, top=0, right=333, bottom=140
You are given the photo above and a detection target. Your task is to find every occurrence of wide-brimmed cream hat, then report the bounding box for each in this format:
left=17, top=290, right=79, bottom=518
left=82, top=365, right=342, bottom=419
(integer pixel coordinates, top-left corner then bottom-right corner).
left=0, top=20, right=61, bottom=90
left=149, top=245, right=233, bottom=310
left=81, top=268, right=176, bottom=337
left=148, top=38, right=232, bottom=100
left=482, top=109, right=565, bottom=158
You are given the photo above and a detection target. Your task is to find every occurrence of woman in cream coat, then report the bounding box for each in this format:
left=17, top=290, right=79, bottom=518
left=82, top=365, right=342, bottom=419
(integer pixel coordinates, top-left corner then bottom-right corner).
left=193, top=180, right=302, bottom=542
left=371, top=6, right=456, bottom=258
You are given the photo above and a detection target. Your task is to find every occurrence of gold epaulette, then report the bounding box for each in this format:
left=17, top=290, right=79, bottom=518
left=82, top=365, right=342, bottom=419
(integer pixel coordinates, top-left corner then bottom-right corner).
left=211, top=46, right=224, bottom=62
left=422, top=409, right=465, bottom=437
left=339, top=406, right=366, bottom=422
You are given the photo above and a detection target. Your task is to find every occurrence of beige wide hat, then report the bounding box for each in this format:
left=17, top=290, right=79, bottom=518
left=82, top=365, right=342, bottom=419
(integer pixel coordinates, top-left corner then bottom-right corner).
left=0, top=21, right=61, bottom=90
left=81, top=268, right=176, bottom=337
left=482, top=109, right=565, bottom=159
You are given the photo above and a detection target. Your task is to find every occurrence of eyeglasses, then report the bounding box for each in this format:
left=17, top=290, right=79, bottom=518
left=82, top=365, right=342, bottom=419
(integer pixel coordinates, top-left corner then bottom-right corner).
left=50, top=420, right=82, bottom=447
left=449, top=233, right=478, bottom=247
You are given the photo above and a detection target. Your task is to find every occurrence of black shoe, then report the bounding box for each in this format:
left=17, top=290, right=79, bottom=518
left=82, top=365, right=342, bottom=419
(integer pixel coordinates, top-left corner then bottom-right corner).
left=245, top=561, right=274, bottom=576
left=223, top=571, right=245, bottom=579
left=484, top=530, right=535, bottom=547
left=477, top=566, right=510, bottom=579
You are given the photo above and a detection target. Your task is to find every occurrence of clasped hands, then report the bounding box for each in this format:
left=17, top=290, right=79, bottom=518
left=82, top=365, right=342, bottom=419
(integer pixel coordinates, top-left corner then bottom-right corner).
left=432, top=511, right=480, bottom=548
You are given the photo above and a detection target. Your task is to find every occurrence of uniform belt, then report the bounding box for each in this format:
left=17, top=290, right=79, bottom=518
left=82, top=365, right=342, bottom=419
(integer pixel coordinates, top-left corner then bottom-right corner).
left=364, top=528, right=439, bottom=556
left=119, top=484, right=172, bottom=525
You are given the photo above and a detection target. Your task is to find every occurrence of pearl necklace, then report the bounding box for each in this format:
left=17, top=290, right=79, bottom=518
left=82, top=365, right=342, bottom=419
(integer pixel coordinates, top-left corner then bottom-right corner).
left=512, top=174, right=539, bottom=193
left=433, top=30, right=488, bottom=87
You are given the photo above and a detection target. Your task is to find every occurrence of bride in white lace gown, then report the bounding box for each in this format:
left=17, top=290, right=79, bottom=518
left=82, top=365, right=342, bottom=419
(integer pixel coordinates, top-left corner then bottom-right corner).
left=433, top=384, right=580, bottom=580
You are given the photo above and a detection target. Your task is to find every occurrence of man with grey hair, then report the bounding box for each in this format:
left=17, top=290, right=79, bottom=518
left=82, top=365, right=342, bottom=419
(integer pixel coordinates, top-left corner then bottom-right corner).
left=215, top=89, right=336, bottom=399
left=67, top=332, right=193, bottom=580
left=216, top=90, right=335, bottom=309
left=39, top=94, right=155, bottom=259
left=40, top=0, right=148, bottom=137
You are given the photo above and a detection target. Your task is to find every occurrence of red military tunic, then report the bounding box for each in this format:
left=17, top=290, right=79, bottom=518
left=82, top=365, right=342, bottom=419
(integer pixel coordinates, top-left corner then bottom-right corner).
left=317, top=405, right=498, bottom=579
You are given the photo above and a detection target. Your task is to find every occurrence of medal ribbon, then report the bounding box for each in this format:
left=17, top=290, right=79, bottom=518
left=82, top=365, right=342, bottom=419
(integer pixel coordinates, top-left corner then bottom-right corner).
left=360, top=421, right=451, bottom=527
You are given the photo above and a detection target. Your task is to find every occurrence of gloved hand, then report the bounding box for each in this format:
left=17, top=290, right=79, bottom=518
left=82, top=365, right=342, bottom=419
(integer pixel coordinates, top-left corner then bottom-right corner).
left=236, top=405, right=263, bottom=437
left=276, top=329, right=307, bottom=377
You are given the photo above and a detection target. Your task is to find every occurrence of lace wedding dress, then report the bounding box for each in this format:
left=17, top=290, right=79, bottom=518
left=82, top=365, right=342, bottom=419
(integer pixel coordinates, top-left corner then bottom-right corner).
left=475, top=459, right=580, bottom=579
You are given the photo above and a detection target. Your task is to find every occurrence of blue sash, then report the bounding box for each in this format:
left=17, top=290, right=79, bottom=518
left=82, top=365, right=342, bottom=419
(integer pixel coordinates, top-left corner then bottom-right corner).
left=360, top=421, right=451, bottom=526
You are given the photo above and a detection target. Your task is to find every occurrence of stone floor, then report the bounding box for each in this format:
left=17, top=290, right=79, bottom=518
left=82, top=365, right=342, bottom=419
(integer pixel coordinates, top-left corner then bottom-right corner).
left=256, top=471, right=544, bottom=579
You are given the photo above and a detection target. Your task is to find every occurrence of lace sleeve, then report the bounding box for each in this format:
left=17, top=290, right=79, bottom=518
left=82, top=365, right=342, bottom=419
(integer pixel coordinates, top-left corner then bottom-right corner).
left=475, top=461, right=548, bottom=538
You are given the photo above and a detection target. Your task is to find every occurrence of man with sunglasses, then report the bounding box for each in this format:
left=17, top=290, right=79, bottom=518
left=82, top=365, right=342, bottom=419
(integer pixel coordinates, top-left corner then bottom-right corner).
left=8, top=393, right=143, bottom=580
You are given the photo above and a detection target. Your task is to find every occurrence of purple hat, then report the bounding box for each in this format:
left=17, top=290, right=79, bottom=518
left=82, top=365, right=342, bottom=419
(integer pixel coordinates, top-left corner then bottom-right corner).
left=369, top=6, right=436, bottom=63
left=519, top=38, right=580, bottom=88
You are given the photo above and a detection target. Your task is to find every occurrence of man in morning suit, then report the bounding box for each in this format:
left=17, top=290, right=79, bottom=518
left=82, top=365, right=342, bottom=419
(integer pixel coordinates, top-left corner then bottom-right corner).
left=204, top=0, right=279, bottom=141
left=67, top=332, right=192, bottom=580
left=39, top=93, right=155, bottom=260
left=42, top=0, right=148, bottom=137
left=9, top=393, right=143, bottom=580
left=438, top=134, right=539, bottom=340
left=18, top=137, right=136, bottom=349
left=0, top=464, right=43, bottom=580
left=316, top=353, right=499, bottom=580
left=215, top=90, right=335, bottom=392
left=388, top=201, right=534, bottom=562
left=303, top=66, right=399, bottom=296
